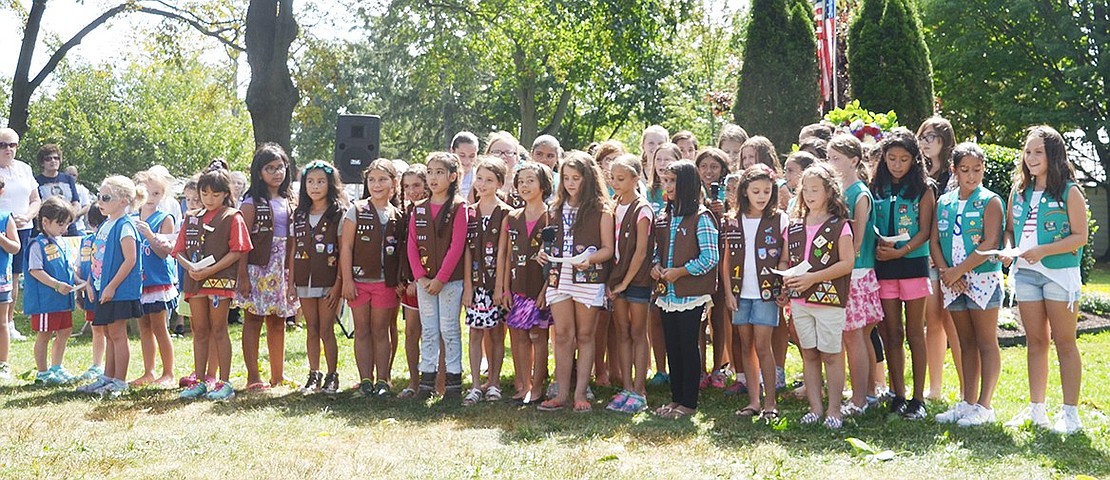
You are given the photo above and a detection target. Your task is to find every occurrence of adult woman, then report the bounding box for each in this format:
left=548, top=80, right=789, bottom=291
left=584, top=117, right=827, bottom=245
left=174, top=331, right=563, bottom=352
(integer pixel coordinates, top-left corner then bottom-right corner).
left=0, top=128, right=42, bottom=343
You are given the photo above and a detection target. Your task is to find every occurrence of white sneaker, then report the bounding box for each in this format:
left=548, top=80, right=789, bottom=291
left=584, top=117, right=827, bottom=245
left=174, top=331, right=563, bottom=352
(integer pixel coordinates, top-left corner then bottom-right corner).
left=1004, top=402, right=1050, bottom=429
left=8, top=322, right=26, bottom=341
left=957, top=404, right=996, bottom=427
left=0, top=361, right=12, bottom=381
left=936, top=401, right=971, bottom=424
left=1052, top=406, right=1082, bottom=435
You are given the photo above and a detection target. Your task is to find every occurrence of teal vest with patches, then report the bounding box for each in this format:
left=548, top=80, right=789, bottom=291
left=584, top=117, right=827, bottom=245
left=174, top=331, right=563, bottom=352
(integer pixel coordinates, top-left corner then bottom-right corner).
left=844, top=181, right=877, bottom=269
left=937, top=186, right=1003, bottom=274
left=874, top=183, right=929, bottom=259
left=1010, top=182, right=1082, bottom=269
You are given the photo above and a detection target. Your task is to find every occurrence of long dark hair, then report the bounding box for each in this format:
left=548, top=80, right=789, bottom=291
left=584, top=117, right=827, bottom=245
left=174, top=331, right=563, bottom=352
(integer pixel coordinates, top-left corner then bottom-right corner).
left=1012, top=125, right=1075, bottom=200
left=869, top=129, right=928, bottom=200
left=552, top=151, right=609, bottom=230
left=295, top=160, right=342, bottom=218
left=197, top=159, right=235, bottom=208
left=246, top=142, right=293, bottom=203
left=734, top=163, right=779, bottom=219
left=425, top=152, right=462, bottom=228
left=668, top=160, right=703, bottom=217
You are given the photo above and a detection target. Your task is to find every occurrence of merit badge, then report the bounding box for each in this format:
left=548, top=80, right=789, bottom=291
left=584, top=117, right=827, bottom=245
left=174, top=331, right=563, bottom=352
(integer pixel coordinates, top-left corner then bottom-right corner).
left=316, top=244, right=325, bottom=253
left=898, top=204, right=908, bottom=214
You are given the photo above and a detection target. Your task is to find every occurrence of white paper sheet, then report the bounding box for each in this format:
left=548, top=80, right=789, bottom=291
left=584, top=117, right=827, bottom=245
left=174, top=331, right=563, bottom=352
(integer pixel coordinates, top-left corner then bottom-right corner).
left=547, top=246, right=596, bottom=264
left=975, top=247, right=1023, bottom=257
left=176, top=254, right=216, bottom=271
left=770, top=260, right=812, bottom=277
left=878, top=232, right=910, bottom=243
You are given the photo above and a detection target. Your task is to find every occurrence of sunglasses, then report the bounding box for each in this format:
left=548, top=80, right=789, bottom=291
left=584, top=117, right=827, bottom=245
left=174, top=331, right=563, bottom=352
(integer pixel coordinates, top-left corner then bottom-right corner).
left=99, top=194, right=114, bottom=202
left=302, top=160, right=334, bottom=176
left=0, top=142, right=17, bottom=149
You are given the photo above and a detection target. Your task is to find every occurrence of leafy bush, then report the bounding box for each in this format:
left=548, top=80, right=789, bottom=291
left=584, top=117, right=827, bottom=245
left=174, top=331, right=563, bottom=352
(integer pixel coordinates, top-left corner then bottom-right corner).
left=1080, top=292, right=1110, bottom=316
left=823, top=99, right=900, bottom=133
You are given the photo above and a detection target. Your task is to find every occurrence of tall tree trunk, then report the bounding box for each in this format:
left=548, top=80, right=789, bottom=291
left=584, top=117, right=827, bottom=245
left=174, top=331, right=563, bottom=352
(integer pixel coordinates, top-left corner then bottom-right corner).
left=245, top=0, right=299, bottom=159
left=513, top=45, right=538, bottom=146
left=9, top=0, right=49, bottom=137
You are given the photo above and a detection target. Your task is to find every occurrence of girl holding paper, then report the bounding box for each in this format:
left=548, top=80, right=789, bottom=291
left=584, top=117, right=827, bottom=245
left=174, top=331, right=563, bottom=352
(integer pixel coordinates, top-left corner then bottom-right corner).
left=173, top=161, right=253, bottom=401
left=537, top=151, right=614, bottom=413
left=1003, top=126, right=1087, bottom=434
left=870, top=130, right=935, bottom=421
left=130, top=170, right=179, bottom=387
left=929, top=143, right=1004, bottom=427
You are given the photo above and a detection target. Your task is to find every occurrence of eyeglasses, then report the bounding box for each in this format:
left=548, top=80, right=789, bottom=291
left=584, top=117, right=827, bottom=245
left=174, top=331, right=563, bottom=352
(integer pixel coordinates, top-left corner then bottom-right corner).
left=43, top=155, right=61, bottom=161
left=0, top=142, right=17, bottom=149
left=99, top=194, right=114, bottom=202
left=918, top=133, right=939, bottom=144
left=302, top=160, right=334, bottom=175
left=490, top=149, right=515, bottom=157
left=263, top=164, right=287, bottom=175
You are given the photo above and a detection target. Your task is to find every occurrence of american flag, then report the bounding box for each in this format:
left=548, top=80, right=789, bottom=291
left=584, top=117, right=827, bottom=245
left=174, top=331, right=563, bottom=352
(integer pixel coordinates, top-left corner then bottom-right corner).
left=815, top=0, right=837, bottom=110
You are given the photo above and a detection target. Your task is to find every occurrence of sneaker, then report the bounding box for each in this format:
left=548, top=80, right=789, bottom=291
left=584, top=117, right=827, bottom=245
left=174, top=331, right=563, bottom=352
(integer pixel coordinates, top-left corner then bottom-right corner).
left=709, top=370, right=727, bottom=389
left=841, top=401, right=868, bottom=417
left=35, top=371, right=55, bottom=384
left=647, top=372, right=669, bottom=386
left=902, top=398, right=926, bottom=420
left=101, top=379, right=130, bottom=397
left=205, top=381, right=236, bottom=401
left=91, top=378, right=122, bottom=396
left=699, top=372, right=711, bottom=389
left=48, top=365, right=74, bottom=384
left=775, top=367, right=786, bottom=391
left=77, top=365, right=104, bottom=383
left=0, top=361, right=11, bottom=380
left=618, top=392, right=648, bottom=414
left=9, top=322, right=26, bottom=341
left=77, top=375, right=111, bottom=394
left=957, top=404, right=996, bottom=427
left=322, top=373, right=340, bottom=395
left=300, top=371, right=323, bottom=395
left=1052, top=406, right=1082, bottom=435
left=1005, top=403, right=1051, bottom=429
left=545, top=381, right=558, bottom=399
left=172, top=324, right=186, bottom=336
left=724, top=381, right=747, bottom=396
left=890, top=396, right=908, bottom=415
left=179, top=382, right=209, bottom=399
left=353, top=378, right=374, bottom=398
left=936, top=401, right=972, bottom=424
left=585, top=385, right=595, bottom=401
left=606, top=390, right=631, bottom=411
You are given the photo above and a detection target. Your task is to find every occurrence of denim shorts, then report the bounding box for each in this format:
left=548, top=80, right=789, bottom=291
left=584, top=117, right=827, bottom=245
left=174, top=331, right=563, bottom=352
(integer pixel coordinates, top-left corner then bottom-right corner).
left=619, top=285, right=653, bottom=304
left=947, top=287, right=1002, bottom=312
left=732, top=297, right=780, bottom=327
left=1014, top=268, right=1078, bottom=303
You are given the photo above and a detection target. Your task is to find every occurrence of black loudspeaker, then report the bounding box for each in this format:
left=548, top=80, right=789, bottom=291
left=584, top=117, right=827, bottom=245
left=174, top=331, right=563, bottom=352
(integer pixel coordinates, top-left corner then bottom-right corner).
left=334, top=114, right=381, bottom=184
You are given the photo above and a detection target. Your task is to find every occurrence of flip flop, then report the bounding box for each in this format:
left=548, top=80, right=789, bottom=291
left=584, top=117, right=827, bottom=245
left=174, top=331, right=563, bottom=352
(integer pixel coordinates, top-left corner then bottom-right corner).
left=246, top=382, right=270, bottom=392
left=573, top=400, right=592, bottom=413
left=735, top=406, right=760, bottom=417
left=397, top=387, right=417, bottom=399
left=664, top=406, right=696, bottom=419
left=537, top=399, right=565, bottom=411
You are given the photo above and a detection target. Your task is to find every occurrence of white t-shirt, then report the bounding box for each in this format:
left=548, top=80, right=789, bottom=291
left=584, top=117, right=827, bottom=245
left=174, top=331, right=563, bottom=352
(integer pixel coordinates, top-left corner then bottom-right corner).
left=1015, top=190, right=1082, bottom=295
left=614, top=201, right=653, bottom=262
left=740, top=212, right=788, bottom=299
left=0, top=159, right=39, bottom=228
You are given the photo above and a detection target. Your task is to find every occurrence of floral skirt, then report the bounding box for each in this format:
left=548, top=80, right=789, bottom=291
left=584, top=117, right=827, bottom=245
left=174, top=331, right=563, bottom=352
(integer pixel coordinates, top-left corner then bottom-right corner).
left=236, top=238, right=299, bottom=318
left=844, top=269, right=883, bottom=331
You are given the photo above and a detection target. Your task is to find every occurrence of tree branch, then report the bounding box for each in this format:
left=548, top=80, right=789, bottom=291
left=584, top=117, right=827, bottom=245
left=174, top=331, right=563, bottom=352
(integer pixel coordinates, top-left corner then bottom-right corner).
left=29, top=3, right=132, bottom=90
left=137, top=6, right=245, bottom=53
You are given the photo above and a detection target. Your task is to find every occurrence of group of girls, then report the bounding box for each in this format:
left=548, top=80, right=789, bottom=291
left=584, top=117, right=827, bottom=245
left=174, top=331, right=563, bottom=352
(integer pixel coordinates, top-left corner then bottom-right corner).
left=4, top=119, right=1087, bottom=435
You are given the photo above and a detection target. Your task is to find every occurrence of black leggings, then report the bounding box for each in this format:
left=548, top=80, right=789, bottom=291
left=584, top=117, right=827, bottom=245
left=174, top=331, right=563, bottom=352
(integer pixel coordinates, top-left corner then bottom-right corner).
left=662, top=305, right=705, bottom=409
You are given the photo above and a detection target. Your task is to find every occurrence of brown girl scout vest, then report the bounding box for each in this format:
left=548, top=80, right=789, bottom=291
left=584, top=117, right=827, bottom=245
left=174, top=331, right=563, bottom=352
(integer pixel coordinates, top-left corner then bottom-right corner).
left=506, top=209, right=548, bottom=298
left=785, top=216, right=850, bottom=307
left=183, top=207, right=239, bottom=293
left=292, top=208, right=342, bottom=288
left=608, top=196, right=655, bottom=290
left=412, top=199, right=465, bottom=282
left=247, top=197, right=280, bottom=266
left=722, top=214, right=784, bottom=301
left=351, top=201, right=403, bottom=286
left=654, top=207, right=718, bottom=298
left=547, top=205, right=609, bottom=288
left=467, top=203, right=509, bottom=291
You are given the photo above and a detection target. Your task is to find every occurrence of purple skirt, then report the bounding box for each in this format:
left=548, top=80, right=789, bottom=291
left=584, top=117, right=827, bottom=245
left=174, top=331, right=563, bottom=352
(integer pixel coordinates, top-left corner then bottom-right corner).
left=505, top=293, right=552, bottom=330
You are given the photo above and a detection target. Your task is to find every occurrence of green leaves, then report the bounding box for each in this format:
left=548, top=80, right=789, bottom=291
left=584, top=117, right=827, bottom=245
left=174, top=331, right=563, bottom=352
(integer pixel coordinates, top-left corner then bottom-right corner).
left=845, top=437, right=898, bottom=462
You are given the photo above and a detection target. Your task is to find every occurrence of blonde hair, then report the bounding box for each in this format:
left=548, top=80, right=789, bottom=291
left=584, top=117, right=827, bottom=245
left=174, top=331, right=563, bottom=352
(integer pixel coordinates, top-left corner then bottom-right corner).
left=133, top=169, right=173, bottom=196
left=101, top=175, right=147, bottom=212
left=790, top=163, right=849, bottom=220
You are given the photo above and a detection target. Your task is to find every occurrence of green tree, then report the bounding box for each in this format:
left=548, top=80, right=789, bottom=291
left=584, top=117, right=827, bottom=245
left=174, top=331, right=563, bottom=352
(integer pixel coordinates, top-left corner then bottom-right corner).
left=20, top=56, right=254, bottom=185
left=734, top=0, right=819, bottom=152
left=847, top=0, right=934, bottom=129
left=922, top=0, right=1109, bottom=257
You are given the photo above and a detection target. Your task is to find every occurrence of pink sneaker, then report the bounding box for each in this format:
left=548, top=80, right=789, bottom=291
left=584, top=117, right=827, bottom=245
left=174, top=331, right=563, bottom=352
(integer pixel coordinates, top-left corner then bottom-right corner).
left=709, top=370, right=727, bottom=389
left=179, top=373, right=198, bottom=388
left=699, top=372, right=711, bottom=389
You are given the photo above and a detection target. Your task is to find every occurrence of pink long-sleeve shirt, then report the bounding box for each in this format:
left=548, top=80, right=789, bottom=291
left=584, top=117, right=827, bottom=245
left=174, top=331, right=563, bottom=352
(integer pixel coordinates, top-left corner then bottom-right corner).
left=407, top=201, right=469, bottom=283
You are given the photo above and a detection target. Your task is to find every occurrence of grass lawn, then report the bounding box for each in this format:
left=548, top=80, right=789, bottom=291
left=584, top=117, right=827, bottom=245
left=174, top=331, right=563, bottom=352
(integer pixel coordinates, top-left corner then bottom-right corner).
left=1, top=308, right=1107, bottom=479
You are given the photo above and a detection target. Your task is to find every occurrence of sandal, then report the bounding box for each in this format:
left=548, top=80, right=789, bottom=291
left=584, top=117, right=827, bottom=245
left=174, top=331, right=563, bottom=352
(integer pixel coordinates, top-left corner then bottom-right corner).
left=463, top=388, right=483, bottom=406
left=663, top=406, right=696, bottom=419
left=619, top=393, right=648, bottom=414
left=484, top=385, right=502, bottom=402
left=735, top=406, right=760, bottom=417
left=800, top=411, right=822, bottom=425
left=574, top=400, right=592, bottom=413
left=246, top=382, right=270, bottom=392
left=655, top=403, right=677, bottom=416
left=537, top=399, right=565, bottom=411
left=824, top=415, right=843, bottom=430
left=397, top=387, right=417, bottom=399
